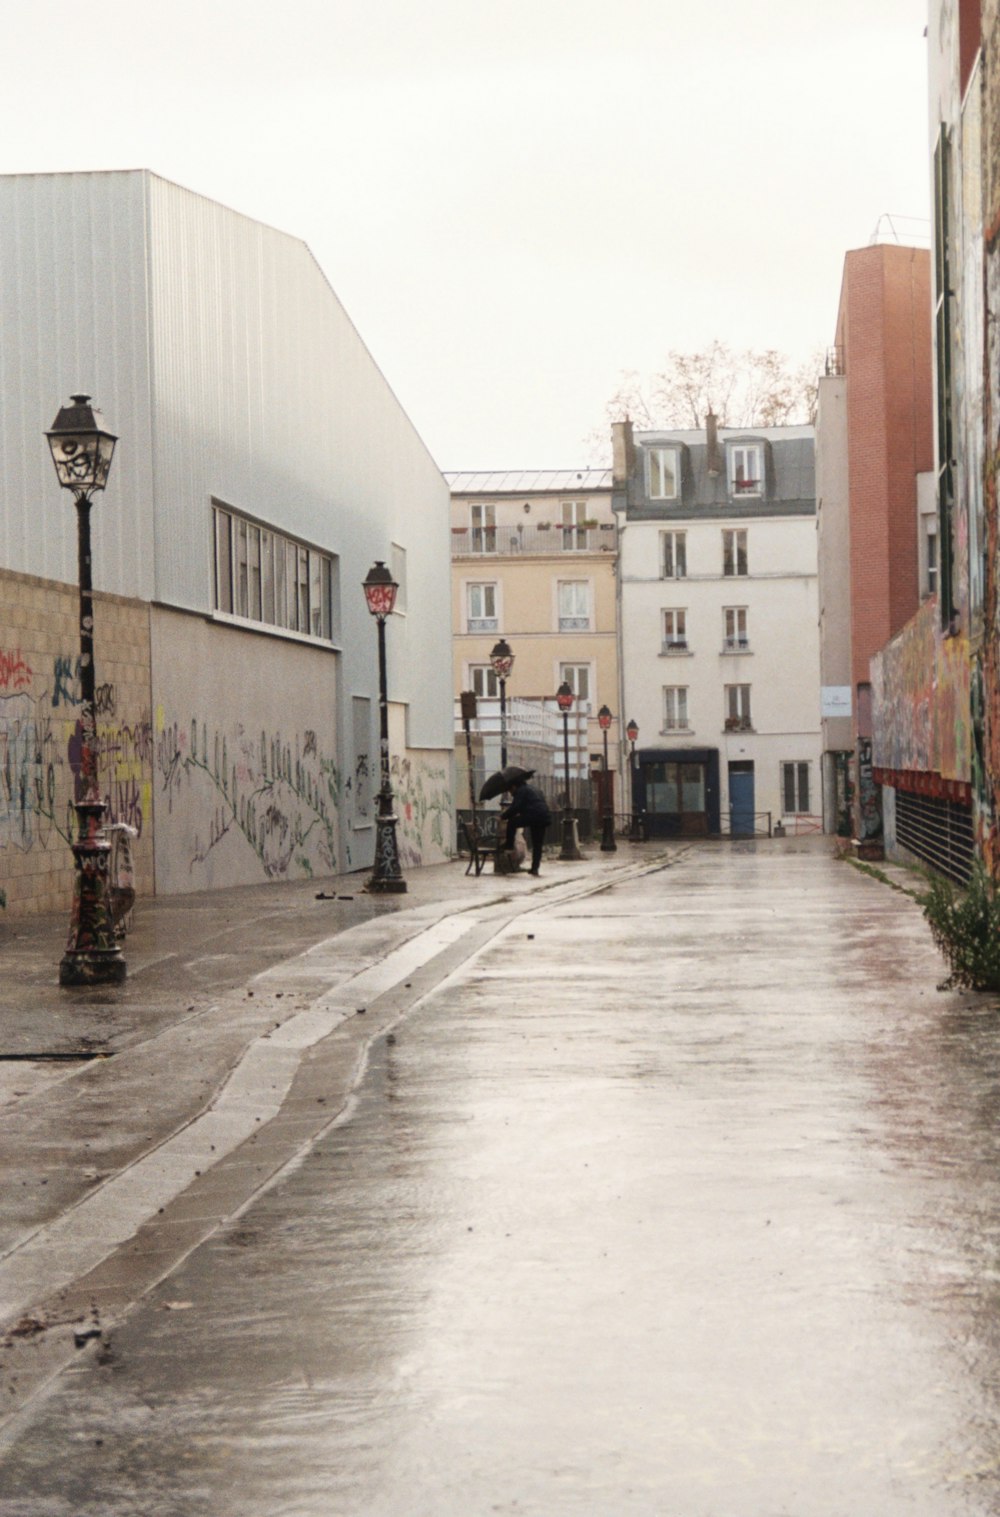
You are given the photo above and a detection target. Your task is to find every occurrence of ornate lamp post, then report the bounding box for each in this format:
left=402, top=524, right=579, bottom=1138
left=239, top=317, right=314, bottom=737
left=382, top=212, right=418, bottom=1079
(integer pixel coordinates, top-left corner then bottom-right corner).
left=46, top=396, right=126, bottom=986
left=626, top=718, right=641, bottom=841
left=556, top=681, right=581, bottom=860
left=362, top=561, right=407, bottom=894
left=489, top=637, right=515, bottom=768
left=597, top=704, right=617, bottom=853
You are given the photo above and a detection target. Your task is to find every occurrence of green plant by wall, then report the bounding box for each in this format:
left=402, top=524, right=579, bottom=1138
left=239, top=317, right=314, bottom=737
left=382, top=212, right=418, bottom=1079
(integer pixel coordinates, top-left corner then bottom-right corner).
left=919, top=863, right=1000, bottom=991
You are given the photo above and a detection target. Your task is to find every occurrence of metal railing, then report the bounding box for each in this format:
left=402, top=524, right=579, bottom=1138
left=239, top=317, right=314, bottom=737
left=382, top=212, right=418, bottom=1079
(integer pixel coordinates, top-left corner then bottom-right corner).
left=451, top=524, right=617, bottom=557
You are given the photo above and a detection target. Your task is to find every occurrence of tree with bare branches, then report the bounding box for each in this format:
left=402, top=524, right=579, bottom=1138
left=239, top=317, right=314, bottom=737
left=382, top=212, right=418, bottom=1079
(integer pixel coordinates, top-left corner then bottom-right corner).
left=590, top=341, right=821, bottom=459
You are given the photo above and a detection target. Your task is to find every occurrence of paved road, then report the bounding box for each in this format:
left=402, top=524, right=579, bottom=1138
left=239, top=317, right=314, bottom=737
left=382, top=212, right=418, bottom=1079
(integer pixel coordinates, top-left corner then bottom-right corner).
left=3, top=842, right=1000, bottom=1514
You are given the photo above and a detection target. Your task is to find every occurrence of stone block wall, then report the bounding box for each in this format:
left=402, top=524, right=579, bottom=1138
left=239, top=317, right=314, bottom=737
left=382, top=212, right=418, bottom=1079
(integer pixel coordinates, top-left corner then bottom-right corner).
left=0, top=570, right=153, bottom=916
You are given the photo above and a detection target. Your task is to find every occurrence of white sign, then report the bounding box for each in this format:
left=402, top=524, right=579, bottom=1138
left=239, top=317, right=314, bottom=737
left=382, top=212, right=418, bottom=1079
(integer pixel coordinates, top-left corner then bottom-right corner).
left=821, top=686, right=852, bottom=718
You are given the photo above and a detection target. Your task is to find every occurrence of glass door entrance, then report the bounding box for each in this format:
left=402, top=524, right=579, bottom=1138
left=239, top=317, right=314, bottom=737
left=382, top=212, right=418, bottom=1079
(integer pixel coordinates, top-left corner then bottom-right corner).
left=645, top=760, right=708, bottom=836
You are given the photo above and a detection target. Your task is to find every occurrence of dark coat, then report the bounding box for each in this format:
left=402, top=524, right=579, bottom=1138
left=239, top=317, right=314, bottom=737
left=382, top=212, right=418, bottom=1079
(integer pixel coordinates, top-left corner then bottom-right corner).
left=504, top=782, right=551, bottom=827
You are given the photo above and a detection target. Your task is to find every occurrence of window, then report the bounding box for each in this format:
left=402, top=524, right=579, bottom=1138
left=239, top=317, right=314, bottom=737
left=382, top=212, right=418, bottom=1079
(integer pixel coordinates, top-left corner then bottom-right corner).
left=723, top=607, right=748, bottom=650
left=471, top=502, right=496, bottom=553
left=723, top=529, right=748, bottom=577
left=559, top=663, right=590, bottom=705
left=661, top=530, right=687, bottom=579
left=648, top=447, right=680, bottom=501
left=730, top=444, right=763, bottom=496
left=467, top=582, right=498, bottom=632
left=662, top=609, right=688, bottom=651
left=561, top=501, right=588, bottom=550
left=663, top=686, right=689, bottom=731
left=470, top=665, right=499, bottom=699
left=558, top=580, right=591, bottom=631
left=213, top=504, right=337, bottom=640
left=724, top=684, right=752, bottom=729
left=926, top=529, right=938, bottom=596
left=782, top=761, right=810, bottom=815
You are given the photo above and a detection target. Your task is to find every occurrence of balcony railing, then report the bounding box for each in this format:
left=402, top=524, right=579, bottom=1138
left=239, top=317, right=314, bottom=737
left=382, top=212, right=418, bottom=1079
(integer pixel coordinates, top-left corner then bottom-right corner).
left=452, top=523, right=616, bottom=557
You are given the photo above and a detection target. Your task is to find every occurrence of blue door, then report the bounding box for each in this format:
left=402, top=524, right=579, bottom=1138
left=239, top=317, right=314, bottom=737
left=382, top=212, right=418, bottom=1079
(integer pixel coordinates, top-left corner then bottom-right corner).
left=729, top=766, right=755, bottom=837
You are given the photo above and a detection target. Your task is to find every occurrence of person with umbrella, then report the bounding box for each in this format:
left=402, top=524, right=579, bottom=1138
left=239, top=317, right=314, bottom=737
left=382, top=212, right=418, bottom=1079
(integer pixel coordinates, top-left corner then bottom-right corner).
left=480, top=766, right=551, bottom=877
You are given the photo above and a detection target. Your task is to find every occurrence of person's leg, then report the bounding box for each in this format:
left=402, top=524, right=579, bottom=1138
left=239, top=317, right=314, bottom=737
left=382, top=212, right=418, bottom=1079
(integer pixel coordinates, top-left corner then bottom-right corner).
left=529, top=823, right=545, bottom=874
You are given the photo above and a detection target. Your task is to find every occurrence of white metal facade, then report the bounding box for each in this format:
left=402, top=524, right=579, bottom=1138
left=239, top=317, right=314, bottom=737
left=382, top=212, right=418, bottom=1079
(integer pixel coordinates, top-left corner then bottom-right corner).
left=0, top=170, right=453, bottom=885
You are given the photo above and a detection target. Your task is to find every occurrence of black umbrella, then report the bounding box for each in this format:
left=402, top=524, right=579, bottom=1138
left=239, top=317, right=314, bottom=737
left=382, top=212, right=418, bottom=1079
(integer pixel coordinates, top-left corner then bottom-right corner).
left=479, top=765, right=535, bottom=803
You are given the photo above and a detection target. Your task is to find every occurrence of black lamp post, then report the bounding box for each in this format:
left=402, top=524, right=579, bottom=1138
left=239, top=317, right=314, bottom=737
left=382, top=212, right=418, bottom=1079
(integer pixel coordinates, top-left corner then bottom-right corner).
left=597, top=704, right=617, bottom=853
left=362, top=561, right=407, bottom=894
left=46, top=396, right=126, bottom=986
left=556, top=681, right=581, bottom=860
left=490, top=637, right=514, bottom=768
left=626, top=718, right=641, bottom=841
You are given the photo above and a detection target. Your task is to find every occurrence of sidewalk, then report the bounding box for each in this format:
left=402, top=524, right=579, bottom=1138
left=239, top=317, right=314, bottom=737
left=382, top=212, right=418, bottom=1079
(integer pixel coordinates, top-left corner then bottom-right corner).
left=0, top=847, right=644, bottom=1060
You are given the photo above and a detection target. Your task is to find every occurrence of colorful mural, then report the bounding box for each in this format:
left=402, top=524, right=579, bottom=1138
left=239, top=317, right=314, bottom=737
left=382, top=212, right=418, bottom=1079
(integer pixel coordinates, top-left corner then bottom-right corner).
left=871, top=597, right=972, bottom=784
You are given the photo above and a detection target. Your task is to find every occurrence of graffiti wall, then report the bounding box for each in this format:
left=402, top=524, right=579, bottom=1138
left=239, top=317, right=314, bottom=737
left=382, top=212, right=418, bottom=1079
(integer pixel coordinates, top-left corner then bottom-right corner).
left=150, top=609, right=341, bottom=893
left=388, top=700, right=452, bottom=869
left=871, top=596, right=972, bottom=784
left=0, top=570, right=154, bottom=915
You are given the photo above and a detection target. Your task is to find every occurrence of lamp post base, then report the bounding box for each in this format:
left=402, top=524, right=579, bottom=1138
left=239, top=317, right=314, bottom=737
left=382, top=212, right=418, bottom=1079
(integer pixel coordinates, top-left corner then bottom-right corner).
left=600, top=814, right=618, bottom=852
left=559, top=810, right=582, bottom=861
left=366, top=807, right=408, bottom=894
left=60, top=801, right=126, bottom=986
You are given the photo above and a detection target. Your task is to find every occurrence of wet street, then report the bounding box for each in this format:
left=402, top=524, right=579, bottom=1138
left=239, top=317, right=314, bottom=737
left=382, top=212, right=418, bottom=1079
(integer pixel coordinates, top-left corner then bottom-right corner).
left=4, top=842, right=1000, bottom=1514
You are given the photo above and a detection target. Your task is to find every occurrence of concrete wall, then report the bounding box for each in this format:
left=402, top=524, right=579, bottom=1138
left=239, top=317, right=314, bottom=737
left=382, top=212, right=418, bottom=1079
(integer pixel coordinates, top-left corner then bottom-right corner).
left=815, top=373, right=854, bottom=756
left=0, top=569, right=153, bottom=915
left=149, top=609, right=339, bottom=893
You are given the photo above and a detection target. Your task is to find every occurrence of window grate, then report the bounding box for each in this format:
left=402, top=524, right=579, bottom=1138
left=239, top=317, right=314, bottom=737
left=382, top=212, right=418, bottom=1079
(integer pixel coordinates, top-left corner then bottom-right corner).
left=894, top=789, right=974, bottom=885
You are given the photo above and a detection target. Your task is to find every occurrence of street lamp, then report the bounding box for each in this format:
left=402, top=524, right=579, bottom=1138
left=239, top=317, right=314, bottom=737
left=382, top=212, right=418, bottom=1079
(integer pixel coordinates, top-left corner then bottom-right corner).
left=490, top=637, right=515, bottom=768
left=597, top=704, right=617, bottom=853
left=46, top=395, right=126, bottom=986
left=556, top=681, right=581, bottom=860
left=362, top=561, right=407, bottom=893
left=626, top=718, right=641, bottom=841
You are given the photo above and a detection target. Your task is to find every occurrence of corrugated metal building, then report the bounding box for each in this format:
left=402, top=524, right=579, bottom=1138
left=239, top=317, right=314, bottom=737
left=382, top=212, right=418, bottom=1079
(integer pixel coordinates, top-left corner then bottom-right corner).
left=0, top=170, right=453, bottom=909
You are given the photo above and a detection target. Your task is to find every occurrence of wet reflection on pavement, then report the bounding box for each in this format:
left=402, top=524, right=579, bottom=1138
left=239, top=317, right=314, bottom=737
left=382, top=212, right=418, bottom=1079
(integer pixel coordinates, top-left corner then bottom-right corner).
left=3, top=846, right=1000, bottom=1514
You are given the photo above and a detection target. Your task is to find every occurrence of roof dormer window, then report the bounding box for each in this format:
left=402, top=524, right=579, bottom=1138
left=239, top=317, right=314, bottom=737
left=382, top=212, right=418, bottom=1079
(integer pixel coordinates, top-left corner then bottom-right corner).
left=729, top=443, right=763, bottom=498
left=647, top=446, right=680, bottom=501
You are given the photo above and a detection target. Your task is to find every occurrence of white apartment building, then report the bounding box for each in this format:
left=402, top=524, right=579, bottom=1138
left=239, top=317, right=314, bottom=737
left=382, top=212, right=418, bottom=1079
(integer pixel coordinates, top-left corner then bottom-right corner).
left=612, top=419, right=821, bottom=837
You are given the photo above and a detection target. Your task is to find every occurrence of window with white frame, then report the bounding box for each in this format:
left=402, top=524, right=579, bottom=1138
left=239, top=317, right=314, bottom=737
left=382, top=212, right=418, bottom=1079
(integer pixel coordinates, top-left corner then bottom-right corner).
left=662, top=608, right=688, bottom=651
left=213, top=504, right=337, bottom=640
left=723, top=606, right=748, bottom=650
left=781, top=761, right=810, bottom=815
left=663, top=686, right=689, bottom=731
left=470, top=665, right=500, bottom=699
left=558, top=580, right=591, bottom=631
left=661, top=530, right=687, bottom=579
left=648, top=447, right=680, bottom=501
left=724, top=684, right=752, bottom=729
left=560, top=500, right=588, bottom=550
left=723, top=528, right=748, bottom=577
left=926, top=525, right=938, bottom=596
left=466, top=582, right=498, bottom=632
left=559, top=663, right=591, bottom=706
left=729, top=443, right=763, bottom=496
left=471, top=502, right=496, bottom=553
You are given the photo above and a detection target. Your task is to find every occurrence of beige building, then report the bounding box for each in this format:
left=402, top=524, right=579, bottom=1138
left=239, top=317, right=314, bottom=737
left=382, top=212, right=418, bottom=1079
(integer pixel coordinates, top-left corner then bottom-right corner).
left=447, top=471, right=621, bottom=815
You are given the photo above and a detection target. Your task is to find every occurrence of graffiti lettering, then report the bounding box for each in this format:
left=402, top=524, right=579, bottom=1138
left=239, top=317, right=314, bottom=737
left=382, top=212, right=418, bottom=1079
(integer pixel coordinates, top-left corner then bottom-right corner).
left=52, top=655, right=81, bottom=708
left=0, top=649, right=33, bottom=692
left=95, top=683, right=117, bottom=717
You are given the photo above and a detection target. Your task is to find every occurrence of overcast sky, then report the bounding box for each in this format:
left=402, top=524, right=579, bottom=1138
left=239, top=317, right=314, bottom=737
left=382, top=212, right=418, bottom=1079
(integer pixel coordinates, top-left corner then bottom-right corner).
left=3, top=0, right=930, bottom=470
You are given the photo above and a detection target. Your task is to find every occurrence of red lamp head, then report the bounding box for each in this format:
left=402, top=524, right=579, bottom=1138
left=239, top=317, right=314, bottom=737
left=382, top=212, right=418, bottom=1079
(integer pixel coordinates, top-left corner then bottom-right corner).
left=556, top=681, right=574, bottom=713
left=362, top=560, right=398, bottom=618
left=597, top=704, right=612, bottom=731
